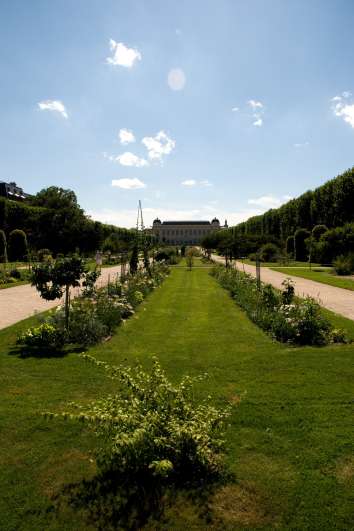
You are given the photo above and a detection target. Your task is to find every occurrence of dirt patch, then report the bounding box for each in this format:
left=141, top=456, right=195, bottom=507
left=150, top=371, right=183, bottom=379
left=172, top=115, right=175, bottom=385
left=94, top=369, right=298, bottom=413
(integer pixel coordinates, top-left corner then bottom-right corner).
left=210, top=483, right=273, bottom=527
left=336, top=455, right=354, bottom=484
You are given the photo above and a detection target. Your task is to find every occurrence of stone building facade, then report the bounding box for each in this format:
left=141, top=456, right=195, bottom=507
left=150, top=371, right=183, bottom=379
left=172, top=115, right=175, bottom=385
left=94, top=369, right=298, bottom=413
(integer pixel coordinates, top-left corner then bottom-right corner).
left=152, top=218, right=228, bottom=245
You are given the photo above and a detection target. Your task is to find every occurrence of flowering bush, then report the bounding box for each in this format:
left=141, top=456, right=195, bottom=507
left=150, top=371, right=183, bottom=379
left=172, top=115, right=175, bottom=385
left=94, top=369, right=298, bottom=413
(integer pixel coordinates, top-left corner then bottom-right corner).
left=45, top=356, right=233, bottom=483
left=211, top=265, right=347, bottom=346
left=17, top=323, right=66, bottom=350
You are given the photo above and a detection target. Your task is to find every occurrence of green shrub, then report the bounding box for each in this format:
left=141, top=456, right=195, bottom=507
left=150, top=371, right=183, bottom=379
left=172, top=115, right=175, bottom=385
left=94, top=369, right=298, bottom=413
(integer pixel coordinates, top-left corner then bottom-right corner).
left=294, top=229, right=310, bottom=262
left=37, top=248, right=52, bottom=262
left=17, top=323, right=66, bottom=350
left=281, top=278, right=295, bottom=304
left=45, top=356, right=233, bottom=486
left=8, top=229, right=28, bottom=262
left=129, top=245, right=139, bottom=274
left=9, top=268, right=21, bottom=279
left=285, top=235, right=294, bottom=258
left=333, top=254, right=354, bottom=275
left=65, top=299, right=108, bottom=346
left=260, top=242, right=279, bottom=262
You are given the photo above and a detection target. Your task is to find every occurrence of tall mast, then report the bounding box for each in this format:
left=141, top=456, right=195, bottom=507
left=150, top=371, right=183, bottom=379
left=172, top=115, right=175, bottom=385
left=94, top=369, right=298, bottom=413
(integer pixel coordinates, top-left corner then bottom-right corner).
left=136, top=200, right=144, bottom=232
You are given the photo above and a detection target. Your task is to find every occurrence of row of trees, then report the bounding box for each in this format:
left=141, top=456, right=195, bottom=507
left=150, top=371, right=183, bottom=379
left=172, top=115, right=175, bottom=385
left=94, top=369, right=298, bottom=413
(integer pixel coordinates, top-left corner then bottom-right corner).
left=232, top=167, right=354, bottom=240
left=0, top=186, right=134, bottom=255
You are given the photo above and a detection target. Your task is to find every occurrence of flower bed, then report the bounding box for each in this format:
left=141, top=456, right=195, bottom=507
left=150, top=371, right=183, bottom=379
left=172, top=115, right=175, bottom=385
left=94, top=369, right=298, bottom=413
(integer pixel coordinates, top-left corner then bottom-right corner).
left=17, top=263, right=170, bottom=352
left=211, top=265, right=347, bottom=346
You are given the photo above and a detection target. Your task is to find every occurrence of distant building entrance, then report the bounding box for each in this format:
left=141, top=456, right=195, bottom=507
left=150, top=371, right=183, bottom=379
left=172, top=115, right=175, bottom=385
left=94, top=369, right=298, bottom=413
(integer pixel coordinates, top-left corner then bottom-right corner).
left=152, top=218, right=228, bottom=245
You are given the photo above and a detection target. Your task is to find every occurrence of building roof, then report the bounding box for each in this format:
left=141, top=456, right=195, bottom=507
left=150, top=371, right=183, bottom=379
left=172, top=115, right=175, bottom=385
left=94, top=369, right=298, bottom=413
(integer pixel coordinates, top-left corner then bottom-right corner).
left=162, top=220, right=211, bottom=225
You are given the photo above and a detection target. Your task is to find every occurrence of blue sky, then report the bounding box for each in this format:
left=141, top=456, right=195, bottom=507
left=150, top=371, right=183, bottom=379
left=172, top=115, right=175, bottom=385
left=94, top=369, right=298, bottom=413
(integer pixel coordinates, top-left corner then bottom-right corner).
left=1, top=0, right=354, bottom=228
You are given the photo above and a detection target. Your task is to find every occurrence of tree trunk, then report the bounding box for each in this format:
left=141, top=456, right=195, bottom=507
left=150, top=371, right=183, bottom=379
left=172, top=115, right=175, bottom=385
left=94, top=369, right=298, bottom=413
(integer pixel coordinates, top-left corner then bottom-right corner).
left=65, top=285, right=70, bottom=330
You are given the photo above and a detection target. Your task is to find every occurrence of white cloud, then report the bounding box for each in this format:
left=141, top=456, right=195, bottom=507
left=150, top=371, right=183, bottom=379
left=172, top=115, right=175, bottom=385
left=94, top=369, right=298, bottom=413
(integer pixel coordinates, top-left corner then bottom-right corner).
left=231, top=107, right=239, bottom=112
left=332, top=91, right=354, bottom=128
left=181, top=179, right=213, bottom=188
left=247, top=99, right=264, bottom=127
left=294, top=142, right=309, bottom=148
left=248, top=194, right=291, bottom=209
left=111, top=178, right=146, bottom=190
left=106, top=40, right=141, bottom=68
left=115, top=152, right=149, bottom=167
left=248, top=99, right=263, bottom=110
left=167, top=68, right=186, bottom=91
left=119, top=128, right=135, bottom=145
left=38, top=100, right=68, bottom=119
left=142, top=130, right=175, bottom=162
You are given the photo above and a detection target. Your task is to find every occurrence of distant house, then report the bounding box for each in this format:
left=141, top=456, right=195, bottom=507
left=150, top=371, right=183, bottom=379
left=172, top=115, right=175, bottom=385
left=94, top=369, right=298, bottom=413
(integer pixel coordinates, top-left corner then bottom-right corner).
left=152, top=218, right=228, bottom=245
left=0, top=182, right=29, bottom=201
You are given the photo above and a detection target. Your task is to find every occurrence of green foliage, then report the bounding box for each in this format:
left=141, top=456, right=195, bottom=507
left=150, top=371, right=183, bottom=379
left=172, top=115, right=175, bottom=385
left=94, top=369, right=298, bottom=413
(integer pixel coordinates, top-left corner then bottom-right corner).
left=9, top=268, right=21, bottom=279
left=333, top=254, right=354, bottom=275
left=211, top=265, right=346, bottom=346
left=24, top=262, right=169, bottom=349
left=0, top=229, right=7, bottom=263
left=232, top=167, right=354, bottom=240
left=155, top=246, right=179, bottom=264
left=286, top=235, right=294, bottom=257
left=312, top=224, right=328, bottom=241
left=17, top=323, right=66, bottom=351
left=45, top=356, right=233, bottom=487
left=294, top=228, right=310, bottom=261
left=281, top=278, right=295, bottom=304
left=31, top=255, right=86, bottom=301
left=259, top=242, right=280, bottom=262
left=37, top=248, right=52, bottom=262
left=315, top=222, right=354, bottom=264
left=0, top=189, right=134, bottom=255
left=29, top=186, right=79, bottom=210
left=8, top=229, right=28, bottom=261
left=186, top=247, right=198, bottom=270
left=129, top=244, right=139, bottom=274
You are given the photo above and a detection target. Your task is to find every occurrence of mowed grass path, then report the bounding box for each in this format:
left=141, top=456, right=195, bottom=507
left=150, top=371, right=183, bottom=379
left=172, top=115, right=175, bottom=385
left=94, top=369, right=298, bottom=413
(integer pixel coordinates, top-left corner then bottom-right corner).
left=1, top=265, right=353, bottom=529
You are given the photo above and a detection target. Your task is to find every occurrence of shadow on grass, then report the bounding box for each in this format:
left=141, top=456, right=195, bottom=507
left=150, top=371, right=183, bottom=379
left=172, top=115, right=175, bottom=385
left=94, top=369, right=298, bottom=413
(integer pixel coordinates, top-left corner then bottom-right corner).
left=9, top=344, right=84, bottom=359
left=52, top=470, right=227, bottom=530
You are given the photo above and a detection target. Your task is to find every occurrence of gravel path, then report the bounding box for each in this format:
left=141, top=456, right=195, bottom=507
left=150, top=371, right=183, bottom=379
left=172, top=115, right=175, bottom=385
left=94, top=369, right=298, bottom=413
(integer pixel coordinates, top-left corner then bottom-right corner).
left=211, top=255, right=354, bottom=321
left=0, top=265, right=122, bottom=330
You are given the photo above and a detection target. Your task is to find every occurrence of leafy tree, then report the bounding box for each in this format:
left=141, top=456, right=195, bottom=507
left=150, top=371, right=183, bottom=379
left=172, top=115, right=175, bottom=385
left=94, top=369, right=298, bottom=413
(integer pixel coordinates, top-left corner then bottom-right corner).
left=31, top=255, right=87, bottom=329
left=286, top=235, right=294, bottom=257
left=8, top=229, right=28, bottom=261
left=0, top=230, right=7, bottom=263
left=294, top=229, right=310, bottom=261
left=185, top=247, right=194, bottom=270
left=129, top=244, right=139, bottom=275
left=29, top=186, right=80, bottom=211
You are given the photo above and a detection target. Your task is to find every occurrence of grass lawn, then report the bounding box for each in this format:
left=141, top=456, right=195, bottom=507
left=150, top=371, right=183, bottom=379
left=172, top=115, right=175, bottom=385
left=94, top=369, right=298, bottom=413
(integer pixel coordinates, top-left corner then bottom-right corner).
left=244, top=259, right=323, bottom=268
left=1, top=264, right=353, bottom=530
left=271, top=266, right=354, bottom=291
